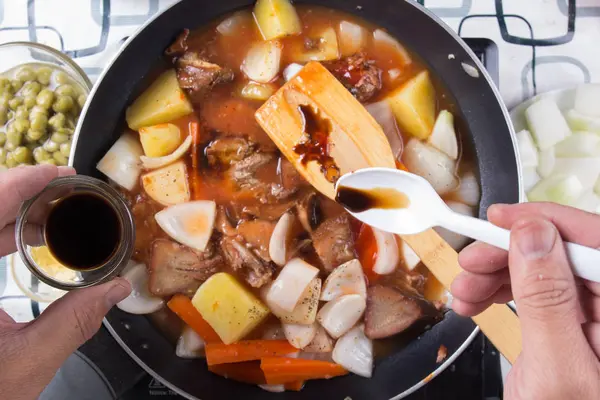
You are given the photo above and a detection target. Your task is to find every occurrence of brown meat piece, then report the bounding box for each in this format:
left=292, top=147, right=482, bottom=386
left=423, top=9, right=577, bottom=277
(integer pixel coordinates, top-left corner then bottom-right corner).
left=206, top=136, right=255, bottom=167
left=148, top=239, right=223, bottom=297
left=229, top=201, right=296, bottom=222
left=236, top=219, right=276, bottom=262
left=311, top=214, right=355, bottom=272
left=364, top=285, right=424, bottom=339
left=220, top=237, right=273, bottom=288
left=130, top=195, right=166, bottom=265
left=279, top=157, right=306, bottom=190
left=176, top=52, right=234, bottom=99
left=165, top=29, right=189, bottom=57
left=215, top=206, right=238, bottom=236
left=325, top=53, right=382, bottom=102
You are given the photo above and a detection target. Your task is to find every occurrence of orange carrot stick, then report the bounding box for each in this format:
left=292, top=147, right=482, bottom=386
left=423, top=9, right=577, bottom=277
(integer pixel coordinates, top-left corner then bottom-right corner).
left=208, top=361, right=266, bottom=385
left=395, top=159, right=409, bottom=171
left=355, top=224, right=380, bottom=283
left=167, top=295, right=222, bottom=343
left=284, top=380, right=305, bottom=391
left=205, top=340, right=298, bottom=366
left=189, top=121, right=202, bottom=199
left=260, top=357, right=348, bottom=385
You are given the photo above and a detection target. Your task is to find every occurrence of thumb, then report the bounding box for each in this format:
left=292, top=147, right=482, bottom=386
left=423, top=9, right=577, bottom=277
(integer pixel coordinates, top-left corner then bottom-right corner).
left=24, top=278, right=131, bottom=367
left=509, top=217, right=587, bottom=362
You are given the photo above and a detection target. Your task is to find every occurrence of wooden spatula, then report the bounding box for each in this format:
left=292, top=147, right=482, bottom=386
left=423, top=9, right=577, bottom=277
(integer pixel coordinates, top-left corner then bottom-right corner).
left=256, top=61, right=522, bottom=364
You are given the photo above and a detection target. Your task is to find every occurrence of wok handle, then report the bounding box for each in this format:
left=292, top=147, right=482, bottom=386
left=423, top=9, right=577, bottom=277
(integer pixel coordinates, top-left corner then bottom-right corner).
left=401, top=229, right=522, bottom=364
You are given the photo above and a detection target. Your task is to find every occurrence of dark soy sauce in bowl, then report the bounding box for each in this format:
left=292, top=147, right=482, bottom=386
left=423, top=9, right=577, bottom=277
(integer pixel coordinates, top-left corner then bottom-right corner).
left=45, top=192, right=121, bottom=271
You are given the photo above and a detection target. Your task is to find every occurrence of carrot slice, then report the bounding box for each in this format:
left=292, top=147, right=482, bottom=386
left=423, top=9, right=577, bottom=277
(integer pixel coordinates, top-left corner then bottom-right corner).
left=189, top=121, right=202, bottom=199
left=167, top=295, right=222, bottom=343
left=355, top=224, right=380, bottom=283
left=395, top=159, right=409, bottom=171
left=260, top=357, right=348, bottom=385
left=284, top=380, right=305, bottom=391
left=206, top=340, right=297, bottom=366
left=208, top=361, right=266, bottom=385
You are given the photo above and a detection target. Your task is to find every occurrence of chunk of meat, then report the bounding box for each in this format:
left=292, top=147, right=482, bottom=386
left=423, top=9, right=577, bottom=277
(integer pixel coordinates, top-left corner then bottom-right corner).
left=215, top=205, right=238, bottom=236
left=236, top=219, right=276, bottom=262
left=279, top=157, right=306, bottom=190
left=295, top=191, right=322, bottom=233
left=311, top=214, right=356, bottom=272
left=148, top=239, right=223, bottom=297
left=130, top=195, right=166, bottom=265
left=229, top=201, right=296, bottom=221
left=165, top=29, right=189, bottom=57
left=206, top=136, right=255, bottom=167
left=176, top=52, right=234, bottom=100
left=220, top=237, right=273, bottom=288
left=364, top=285, right=423, bottom=339
left=325, top=53, right=382, bottom=102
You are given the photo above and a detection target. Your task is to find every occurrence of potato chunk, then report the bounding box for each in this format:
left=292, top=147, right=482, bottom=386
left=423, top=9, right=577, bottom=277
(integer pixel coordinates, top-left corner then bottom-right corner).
left=254, top=0, right=302, bottom=41
left=386, top=71, right=436, bottom=140
left=139, top=123, right=182, bottom=157
left=126, top=70, right=193, bottom=130
left=141, top=160, right=190, bottom=206
left=192, top=273, right=270, bottom=344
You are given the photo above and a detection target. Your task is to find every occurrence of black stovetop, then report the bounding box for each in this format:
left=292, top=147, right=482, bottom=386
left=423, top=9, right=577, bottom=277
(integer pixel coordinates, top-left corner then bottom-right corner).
left=78, top=37, right=503, bottom=400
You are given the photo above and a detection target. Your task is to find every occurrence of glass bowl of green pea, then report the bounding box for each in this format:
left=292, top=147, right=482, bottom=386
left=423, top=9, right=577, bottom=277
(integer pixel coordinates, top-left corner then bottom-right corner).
left=0, top=42, right=92, bottom=169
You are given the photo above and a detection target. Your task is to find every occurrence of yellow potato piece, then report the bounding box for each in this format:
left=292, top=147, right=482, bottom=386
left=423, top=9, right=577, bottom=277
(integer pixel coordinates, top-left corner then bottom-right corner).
left=126, top=69, right=193, bottom=130
left=192, top=273, right=270, bottom=344
left=141, top=160, right=190, bottom=206
left=290, top=27, right=340, bottom=62
left=254, top=0, right=302, bottom=41
left=139, top=123, right=182, bottom=157
left=386, top=71, right=436, bottom=140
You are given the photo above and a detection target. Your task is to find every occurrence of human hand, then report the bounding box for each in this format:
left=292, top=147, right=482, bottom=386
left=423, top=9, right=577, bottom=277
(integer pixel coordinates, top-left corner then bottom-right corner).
left=450, top=202, right=600, bottom=399
left=0, top=165, right=132, bottom=400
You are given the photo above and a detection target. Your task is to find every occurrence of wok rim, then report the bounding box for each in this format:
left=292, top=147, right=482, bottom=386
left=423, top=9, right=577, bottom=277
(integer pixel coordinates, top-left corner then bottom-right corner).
left=72, top=0, right=523, bottom=397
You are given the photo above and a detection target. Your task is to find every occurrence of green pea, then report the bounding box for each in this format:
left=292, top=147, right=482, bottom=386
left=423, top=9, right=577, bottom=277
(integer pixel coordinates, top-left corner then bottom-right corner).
left=14, top=106, right=29, bottom=121
left=77, top=94, right=87, bottom=109
left=54, top=71, right=69, bottom=85
left=55, top=84, right=76, bottom=98
left=11, top=80, right=23, bottom=92
left=26, top=129, right=44, bottom=142
left=0, top=148, right=6, bottom=164
left=16, top=67, right=36, bottom=82
left=59, top=142, right=71, bottom=157
left=0, top=93, right=11, bottom=108
left=13, top=119, right=30, bottom=134
left=6, top=129, right=23, bottom=146
left=23, top=94, right=37, bottom=109
left=5, top=152, right=16, bottom=168
left=21, top=81, right=42, bottom=96
left=57, top=127, right=74, bottom=136
left=43, top=139, right=59, bottom=152
left=0, top=107, right=7, bottom=126
left=52, top=95, right=74, bottom=113
left=30, top=113, right=47, bottom=132
left=36, top=67, right=53, bottom=85
left=36, top=89, right=54, bottom=109
left=0, top=132, right=5, bottom=146
left=30, top=105, right=48, bottom=117
left=8, top=97, right=23, bottom=111
left=0, top=77, right=9, bottom=89
left=33, top=147, right=50, bottom=163
left=13, top=146, right=33, bottom=164
left=50, top=132, right=69, bottom=144
left=48, top=113, right=66, bottom=130
left=52, top=150, right=67, bottom=165
left=40, top=159, right=57, bottom=166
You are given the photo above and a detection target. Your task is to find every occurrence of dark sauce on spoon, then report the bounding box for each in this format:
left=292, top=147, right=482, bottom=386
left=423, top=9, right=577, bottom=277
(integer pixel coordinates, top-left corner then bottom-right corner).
left=336, top=186, right=411, bottom=213
left=293, top=105, right=340, bottom=183
left=45, top=192, right=121, bottom=271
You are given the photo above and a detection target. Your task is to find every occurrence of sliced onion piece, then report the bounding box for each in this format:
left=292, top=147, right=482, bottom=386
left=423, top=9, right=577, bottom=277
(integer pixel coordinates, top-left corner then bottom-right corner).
left=455, top=171, right=480, bottom=207
left=176, top=325, right=205, bottom=359
left=554, top=132, right=600, bottom=157
left=117, top=263, right=164, bottom=314
left=283, top=63, right=304, bottom=82
left=527, top=174, right=583, bottom=206
left=140, top=134, right=192, bottom=170
left=155, top=201, right=217, bottom=252
left=403, top=139, right=458, bottom=195
left=525, top=98, right=571, bottom=150
left=435, top=201, right=475, bottom=251
left=365, top=101, right=403, bottom=158
left=516, top=129, right=538, bottom=168
left=552, top=158, right=600, bottom=190
left=574, top=191, right=600, bottom=214
left=373, top=29, right=411, bottom=65
left=565, top=109, right=600, bottom=133
left=400, top=240, right=420, bottom=271
left=321, top=259, right=367, bottom=301
left=537, top=147, right=556, bottom=178
left=429, top=110, right=458, bottom=160
left=264, top=277, right=321, bottom=325
left=303, top=324, right=334, bottom=353
left=337, top=20, right=367, bottom=57
left=258, top=384, right=285, bottom=393
left=372, top=228, right=400, bottom=275
left=269, top=212, right=295, bottom=266
left=317, top=294, right=366, bottom=339
left=332, top=324, right=373, bottom=378
left=97, top=132, right=144, bottom=191
left=574, top=84, right=600, bottom=118
left=523, top=167, right=541, bottom=193
left=242, top=40, right=282, bottom=83
left=283, top=322, right=318, bottom=349
left=266, top=258, right=319, bottom=312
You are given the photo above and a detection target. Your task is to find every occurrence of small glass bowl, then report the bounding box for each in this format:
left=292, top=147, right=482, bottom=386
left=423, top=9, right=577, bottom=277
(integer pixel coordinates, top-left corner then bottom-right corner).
left=15, top=175, right=135, bottom=290
left=0, top=41, right=92, bottom=91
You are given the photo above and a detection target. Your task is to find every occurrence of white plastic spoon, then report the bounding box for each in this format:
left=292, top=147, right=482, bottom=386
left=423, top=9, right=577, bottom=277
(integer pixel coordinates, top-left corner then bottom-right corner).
left=336, top=167, right=600, bottom=283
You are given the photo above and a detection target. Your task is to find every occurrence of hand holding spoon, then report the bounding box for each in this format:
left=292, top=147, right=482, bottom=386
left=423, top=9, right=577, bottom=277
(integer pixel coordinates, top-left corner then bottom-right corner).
left=336, top=167, right=600, bottom=284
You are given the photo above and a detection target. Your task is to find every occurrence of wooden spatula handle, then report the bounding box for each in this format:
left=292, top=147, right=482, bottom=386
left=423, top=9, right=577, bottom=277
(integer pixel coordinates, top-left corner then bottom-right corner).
left=402, top=229, right=522, bottom=364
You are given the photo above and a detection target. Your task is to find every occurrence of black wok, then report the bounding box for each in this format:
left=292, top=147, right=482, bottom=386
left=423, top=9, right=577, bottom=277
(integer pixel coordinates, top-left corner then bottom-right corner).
left=72, top=0, right=520, bottom=398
